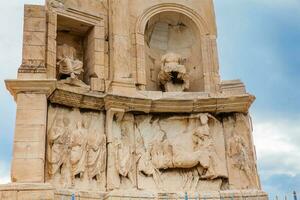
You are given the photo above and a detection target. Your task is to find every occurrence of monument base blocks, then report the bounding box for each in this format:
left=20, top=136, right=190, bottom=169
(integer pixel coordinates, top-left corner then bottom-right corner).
left=2, top=0, right=268, bottom=199
left=0, top=184, right=267, bottom=200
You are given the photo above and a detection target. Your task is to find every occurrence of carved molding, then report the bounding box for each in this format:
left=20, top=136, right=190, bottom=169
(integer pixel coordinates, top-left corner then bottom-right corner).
left=48, top=83, right=255, bottom=114
left=5, top=79, right=57, bottom=101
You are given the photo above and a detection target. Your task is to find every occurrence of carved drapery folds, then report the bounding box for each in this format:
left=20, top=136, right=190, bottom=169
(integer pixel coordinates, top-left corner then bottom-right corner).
left=46, top=105, right=106, bottom=190
left=223, top=113, right=261, bottom=189
left=110, top=113, right=228, bottom=192
left=8, top=1, right=265, bottom=199
left=46, top=104, right=260, bottom=192
left=56, top=44, right=90, bottom=89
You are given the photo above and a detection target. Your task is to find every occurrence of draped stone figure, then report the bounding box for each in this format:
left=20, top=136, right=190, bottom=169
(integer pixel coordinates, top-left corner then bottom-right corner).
left=70, top=120, right=88, bottom=185
left=114, top=114, right=137, bottom=188
left=228, top=132, right=256, bottom=186
left=46, top=106, right=107, bottom=190
left=192, top=114, right=228, bottom=179
left=47, top=116, right=71, bottom=184
left=5, top=1, right=267, bottom=198
left=87, top=129, right=106, bottom=183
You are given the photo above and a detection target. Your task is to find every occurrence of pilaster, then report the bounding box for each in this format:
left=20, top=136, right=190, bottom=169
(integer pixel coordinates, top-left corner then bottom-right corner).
left=5, top=80, right=56, bottom=182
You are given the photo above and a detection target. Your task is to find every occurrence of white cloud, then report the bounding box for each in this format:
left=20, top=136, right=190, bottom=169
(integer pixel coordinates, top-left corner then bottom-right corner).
left=0, top=161, right=10, bottom=184
left=253, top=117, right=300, bottom=177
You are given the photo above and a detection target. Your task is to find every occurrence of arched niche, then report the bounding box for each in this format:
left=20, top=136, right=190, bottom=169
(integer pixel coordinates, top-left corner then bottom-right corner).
left=135, top=4, right=210, bottom=92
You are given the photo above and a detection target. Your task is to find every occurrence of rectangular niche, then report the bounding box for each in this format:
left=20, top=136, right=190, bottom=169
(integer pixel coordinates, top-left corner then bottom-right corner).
left=56, top=15, right=96, bottom=85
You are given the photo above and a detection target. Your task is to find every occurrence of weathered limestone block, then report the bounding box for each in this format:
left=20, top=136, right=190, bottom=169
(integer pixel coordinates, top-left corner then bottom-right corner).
left=221, top=80, right=247, bottom=95
left=19, top=5, right=47, bottom=79
left=0, top=191, right=17, bottom=200
left=109, top=0, right=135, bottom=93
left=11, top=93, right=47, bottom=183
left=23, top=32, right=46, bottom=46
left=0, top=183, right=54, bottom=200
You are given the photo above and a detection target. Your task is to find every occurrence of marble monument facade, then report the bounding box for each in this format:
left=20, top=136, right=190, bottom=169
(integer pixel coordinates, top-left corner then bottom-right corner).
left=1, top=0, right=268, bottom=199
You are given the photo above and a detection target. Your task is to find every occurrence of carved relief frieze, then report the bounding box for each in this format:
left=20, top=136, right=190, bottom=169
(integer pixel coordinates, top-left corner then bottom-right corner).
left=109, top=112, right=228, bottom=192
left=46, top=104, right=106, bottom=190
left=223, top=113, right=261, bottom=190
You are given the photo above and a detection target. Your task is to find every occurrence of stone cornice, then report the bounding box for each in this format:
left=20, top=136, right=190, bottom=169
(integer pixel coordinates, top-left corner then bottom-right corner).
left=5, top=79, right=57, bottom=101
left=49, top=83, right=255, bottom=114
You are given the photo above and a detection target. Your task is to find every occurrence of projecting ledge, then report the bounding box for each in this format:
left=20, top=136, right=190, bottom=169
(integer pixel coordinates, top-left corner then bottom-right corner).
left=49, top=83, right=255, bottom=114
left=5, top=79, right=57, bottom=101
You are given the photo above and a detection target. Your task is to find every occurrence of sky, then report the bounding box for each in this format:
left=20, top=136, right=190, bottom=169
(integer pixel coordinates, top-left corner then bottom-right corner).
left=0, top=0, right=300, bottom=199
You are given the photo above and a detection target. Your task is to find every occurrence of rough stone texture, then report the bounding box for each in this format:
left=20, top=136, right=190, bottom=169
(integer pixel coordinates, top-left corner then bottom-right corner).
left=11, top=93, right=47, bottom=183
left=2, top=0, right=268, bottom=199
left=0, top=183, right=54, bottom=200
left=18, top=5, right=47, bottom=79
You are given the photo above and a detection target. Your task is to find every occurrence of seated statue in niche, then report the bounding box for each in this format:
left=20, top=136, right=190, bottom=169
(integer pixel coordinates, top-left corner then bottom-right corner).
left=57, top=44, right=89, bottom=89
left=158, top=52, right=190, bottom=92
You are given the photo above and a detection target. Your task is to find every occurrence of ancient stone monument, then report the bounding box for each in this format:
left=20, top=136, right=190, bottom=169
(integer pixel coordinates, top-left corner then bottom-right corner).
left=1, top=0, right=268, bottom=199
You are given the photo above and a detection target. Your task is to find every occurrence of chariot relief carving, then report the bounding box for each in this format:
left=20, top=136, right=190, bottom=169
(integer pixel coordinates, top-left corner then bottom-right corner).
left=110, top=112, right=228, bottom=192
left=46, top=105, right=260, bottom=192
